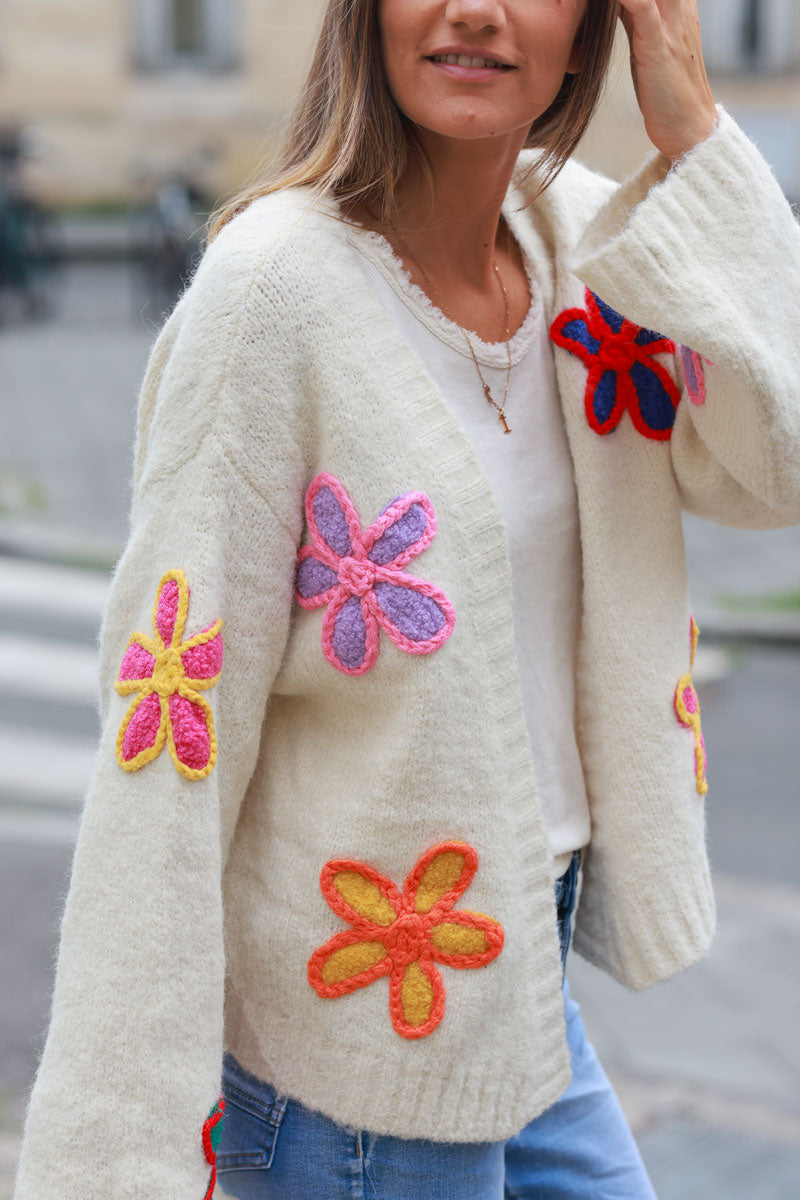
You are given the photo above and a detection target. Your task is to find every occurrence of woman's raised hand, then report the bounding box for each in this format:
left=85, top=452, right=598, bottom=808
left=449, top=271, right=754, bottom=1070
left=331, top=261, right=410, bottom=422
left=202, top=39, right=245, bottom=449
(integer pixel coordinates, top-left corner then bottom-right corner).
left=617, top=0, right=718, bottom=161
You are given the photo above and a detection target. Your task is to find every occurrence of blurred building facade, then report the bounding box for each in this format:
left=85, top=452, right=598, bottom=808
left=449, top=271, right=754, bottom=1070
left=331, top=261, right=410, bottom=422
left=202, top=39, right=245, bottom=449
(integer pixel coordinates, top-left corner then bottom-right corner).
left=0, top=0, right=798, bottom=207
left=581, top=0, right=800, bottom=201
left=0, top=0, right=323, bottom=206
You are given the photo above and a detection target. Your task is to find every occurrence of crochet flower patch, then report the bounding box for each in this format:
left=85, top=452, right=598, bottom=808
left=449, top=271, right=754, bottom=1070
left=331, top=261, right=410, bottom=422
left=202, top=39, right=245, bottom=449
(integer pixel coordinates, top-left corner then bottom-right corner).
left=114, top=568, right=223, bottom=779
left=202, top=1097, right=225, bottom=1200
left=674, top=615, right=709, bottom=795
left=308, top=840, right=504, bottom=1039
left=550, top=288, right=680, bottom=440
left=295, top=472, right=455, bottom=675
left=679, top=345, right=709, bottom=407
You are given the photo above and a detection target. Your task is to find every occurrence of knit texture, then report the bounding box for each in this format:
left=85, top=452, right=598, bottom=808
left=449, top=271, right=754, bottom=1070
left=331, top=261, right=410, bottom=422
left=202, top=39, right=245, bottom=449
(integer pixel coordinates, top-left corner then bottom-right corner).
left=13, top=106, right=800, bottom=1198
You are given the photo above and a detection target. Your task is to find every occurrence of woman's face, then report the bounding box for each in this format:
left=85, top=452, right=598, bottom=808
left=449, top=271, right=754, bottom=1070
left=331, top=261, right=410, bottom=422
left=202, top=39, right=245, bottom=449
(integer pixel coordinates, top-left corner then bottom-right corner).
left=379, top=0, right=588, bottom=145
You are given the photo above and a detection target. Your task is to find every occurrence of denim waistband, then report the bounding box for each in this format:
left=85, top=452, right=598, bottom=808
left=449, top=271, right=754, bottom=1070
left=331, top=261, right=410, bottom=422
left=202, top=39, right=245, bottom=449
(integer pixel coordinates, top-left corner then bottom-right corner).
left=554, top=848, right=582, bottom=978
left=554, top=847, right=582, bottom=910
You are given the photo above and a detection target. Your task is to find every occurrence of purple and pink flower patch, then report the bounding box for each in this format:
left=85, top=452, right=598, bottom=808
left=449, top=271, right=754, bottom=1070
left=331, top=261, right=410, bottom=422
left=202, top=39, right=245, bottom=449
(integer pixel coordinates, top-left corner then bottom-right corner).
left=295, top=472, right=455, bottom=675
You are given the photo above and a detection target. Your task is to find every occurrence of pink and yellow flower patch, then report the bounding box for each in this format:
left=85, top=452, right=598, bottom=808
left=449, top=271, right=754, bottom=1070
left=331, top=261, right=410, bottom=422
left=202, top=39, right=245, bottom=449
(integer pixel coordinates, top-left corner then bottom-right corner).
left=308, top=841, right=504, bottom=1039
left=674, top=615, right=708, bottom=795
left=114, top=568, right=223, bottom=780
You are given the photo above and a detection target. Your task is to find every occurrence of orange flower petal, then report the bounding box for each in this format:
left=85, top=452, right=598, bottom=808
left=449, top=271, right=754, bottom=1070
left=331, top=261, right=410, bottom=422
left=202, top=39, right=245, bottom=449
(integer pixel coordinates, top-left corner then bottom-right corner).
left=308, top=928, right=391, bottom=997
left=320, top=858, right=402, bottom=931
left=404, top=841, right=477, bottom=915
left=388, top=955, right=445, bottom=1039
left=429, top=909, right=505, bottom=968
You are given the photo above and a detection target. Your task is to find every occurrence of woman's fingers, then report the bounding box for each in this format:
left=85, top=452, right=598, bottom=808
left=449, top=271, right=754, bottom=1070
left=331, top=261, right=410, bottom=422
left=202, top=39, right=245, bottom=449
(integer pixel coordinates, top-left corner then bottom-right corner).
left=616, top=0, right=718, bottom=161
left=618, top=0, right=668, bottom=51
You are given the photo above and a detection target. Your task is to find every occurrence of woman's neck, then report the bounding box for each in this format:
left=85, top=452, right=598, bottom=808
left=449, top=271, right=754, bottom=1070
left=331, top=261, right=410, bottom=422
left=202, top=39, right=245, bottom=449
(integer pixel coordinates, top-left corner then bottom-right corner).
left=354, top=128, right=529, bottom=291
left=347, top=128, right=533, bottom=343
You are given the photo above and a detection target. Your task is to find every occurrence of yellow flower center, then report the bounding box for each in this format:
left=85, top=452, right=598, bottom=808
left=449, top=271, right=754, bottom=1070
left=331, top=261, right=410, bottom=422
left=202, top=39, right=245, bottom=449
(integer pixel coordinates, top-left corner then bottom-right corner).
left=152, top=647, right=185, bottom=696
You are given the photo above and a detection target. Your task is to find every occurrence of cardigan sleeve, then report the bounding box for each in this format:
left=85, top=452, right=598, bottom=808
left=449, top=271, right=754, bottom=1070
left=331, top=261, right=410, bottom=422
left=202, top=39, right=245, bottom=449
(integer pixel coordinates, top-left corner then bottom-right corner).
left=12, top=226, right=305, bottom=1200
left=569, top=105, right=800, bottom=530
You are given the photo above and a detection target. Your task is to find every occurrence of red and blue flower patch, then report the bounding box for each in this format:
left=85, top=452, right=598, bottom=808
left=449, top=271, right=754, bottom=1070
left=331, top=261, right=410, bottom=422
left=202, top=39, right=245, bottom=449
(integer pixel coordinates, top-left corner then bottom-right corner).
left=550, top=288, right=680, bottom=441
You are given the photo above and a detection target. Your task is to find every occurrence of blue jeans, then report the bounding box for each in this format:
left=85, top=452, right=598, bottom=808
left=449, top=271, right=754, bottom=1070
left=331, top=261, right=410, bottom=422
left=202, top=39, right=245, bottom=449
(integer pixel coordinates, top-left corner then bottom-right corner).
left=216, top=849, right=658, bottom=1199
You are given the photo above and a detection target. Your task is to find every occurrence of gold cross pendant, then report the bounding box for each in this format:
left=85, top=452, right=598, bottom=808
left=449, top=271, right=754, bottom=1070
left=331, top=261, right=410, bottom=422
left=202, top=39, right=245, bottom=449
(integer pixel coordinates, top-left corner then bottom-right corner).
left=498, top=410, right=512, bottom=434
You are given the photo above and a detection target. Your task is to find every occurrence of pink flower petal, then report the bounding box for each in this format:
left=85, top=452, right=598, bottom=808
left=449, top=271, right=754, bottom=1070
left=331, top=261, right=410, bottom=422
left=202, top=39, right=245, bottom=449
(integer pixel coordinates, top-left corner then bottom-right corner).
left=117, top=640, right=155, bottom=683
left=181, top=627, right=223, bottom=681
left=168, top=692, right=212, bottom=772
left=155, top=576, right=182, bottom=646
left=120, top=691, right=164, bottom=763
left=680, top=345, right=707, bottom=407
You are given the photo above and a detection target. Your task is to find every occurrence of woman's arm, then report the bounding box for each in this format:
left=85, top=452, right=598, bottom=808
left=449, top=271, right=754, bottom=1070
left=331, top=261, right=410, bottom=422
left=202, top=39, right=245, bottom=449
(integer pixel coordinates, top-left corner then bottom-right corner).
left=570, top=105, right=800, bottom=529
left=13, top=221, right=305, bottom=1199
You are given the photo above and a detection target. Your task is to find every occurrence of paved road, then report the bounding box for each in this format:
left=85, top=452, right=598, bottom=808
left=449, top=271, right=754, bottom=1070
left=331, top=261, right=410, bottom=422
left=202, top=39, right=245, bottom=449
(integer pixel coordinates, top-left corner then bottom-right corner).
left=1, top=262, right=799, bottom=1198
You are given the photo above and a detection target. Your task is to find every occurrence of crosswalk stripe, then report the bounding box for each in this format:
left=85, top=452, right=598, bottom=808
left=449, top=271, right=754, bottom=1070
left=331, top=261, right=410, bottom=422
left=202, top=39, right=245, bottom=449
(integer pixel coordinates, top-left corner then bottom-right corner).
left=0, top=632, right=99, bottom=704
left=0, top=806, right=79, bottom=846
left=0, top=726, right=96, bottom=807
left=0, top=557, right=109, bottom=620
left=0, top=558, right=107, bottom=845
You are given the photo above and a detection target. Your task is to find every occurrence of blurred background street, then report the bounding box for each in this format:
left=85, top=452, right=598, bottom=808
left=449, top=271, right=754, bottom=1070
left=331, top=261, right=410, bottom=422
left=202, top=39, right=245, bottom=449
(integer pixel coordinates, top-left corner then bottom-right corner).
left=2, top=3, right=800, bottom=1198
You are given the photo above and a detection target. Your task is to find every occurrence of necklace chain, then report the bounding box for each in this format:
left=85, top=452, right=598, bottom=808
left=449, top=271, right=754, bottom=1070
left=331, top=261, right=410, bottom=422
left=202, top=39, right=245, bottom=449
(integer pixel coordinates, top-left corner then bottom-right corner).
left=388, top=224, right=513, bottom=434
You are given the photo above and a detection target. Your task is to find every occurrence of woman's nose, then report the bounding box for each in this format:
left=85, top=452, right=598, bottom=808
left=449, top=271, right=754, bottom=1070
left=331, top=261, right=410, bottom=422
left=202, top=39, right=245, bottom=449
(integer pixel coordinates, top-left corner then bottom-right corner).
left=443, top=0, right=508, bottom=35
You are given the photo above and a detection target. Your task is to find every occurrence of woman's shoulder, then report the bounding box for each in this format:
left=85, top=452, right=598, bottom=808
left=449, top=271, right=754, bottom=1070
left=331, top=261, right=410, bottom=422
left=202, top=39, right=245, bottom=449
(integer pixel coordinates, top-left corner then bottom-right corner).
left=154, top=187, right=348, bottom=362
left=198, top=187, right=346, bottom=291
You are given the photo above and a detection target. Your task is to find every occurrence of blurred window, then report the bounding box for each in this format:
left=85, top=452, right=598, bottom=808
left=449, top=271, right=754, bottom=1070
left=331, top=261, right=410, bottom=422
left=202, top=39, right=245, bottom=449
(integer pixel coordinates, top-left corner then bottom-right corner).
left=700, top=0, right=800, bottom=73
left=135, top=0, right=238, bottom=71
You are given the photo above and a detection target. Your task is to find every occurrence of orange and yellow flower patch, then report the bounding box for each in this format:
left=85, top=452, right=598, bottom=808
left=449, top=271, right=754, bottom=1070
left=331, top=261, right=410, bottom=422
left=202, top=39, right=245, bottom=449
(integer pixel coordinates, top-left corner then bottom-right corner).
left=308, top=841, right=504, bottom=1039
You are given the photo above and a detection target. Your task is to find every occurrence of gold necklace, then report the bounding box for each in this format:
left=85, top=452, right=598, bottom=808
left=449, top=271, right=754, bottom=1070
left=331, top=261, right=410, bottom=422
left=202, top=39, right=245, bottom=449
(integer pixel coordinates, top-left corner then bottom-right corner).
left=388, top=224, right=513, bottom=434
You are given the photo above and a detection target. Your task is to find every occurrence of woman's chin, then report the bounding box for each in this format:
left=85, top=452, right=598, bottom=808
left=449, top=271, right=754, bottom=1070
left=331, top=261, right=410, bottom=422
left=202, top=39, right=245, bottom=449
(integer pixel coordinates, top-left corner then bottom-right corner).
left=410, top=109, right=536, bottom=148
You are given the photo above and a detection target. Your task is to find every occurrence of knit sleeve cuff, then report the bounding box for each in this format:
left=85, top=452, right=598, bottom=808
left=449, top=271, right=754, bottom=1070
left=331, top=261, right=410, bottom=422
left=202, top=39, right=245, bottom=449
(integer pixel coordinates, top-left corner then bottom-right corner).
left=567, top=104, right=798, bottom=367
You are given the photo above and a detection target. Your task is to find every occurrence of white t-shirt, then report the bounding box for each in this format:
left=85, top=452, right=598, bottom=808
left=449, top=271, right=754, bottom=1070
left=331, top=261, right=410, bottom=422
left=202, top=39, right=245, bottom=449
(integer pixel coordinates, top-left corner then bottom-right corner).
left=348, top=227, right=590, bottom=880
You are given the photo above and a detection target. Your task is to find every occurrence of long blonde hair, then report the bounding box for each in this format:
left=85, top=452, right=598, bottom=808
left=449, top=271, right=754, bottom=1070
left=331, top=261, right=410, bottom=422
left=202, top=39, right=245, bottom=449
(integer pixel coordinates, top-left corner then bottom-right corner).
left=205, top=0, right=619, bottom=244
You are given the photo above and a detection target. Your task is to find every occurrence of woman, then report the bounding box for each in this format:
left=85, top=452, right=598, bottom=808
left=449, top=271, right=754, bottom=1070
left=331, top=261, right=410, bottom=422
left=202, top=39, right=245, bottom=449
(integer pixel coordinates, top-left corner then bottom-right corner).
left=13, top=1, right=800, bottom=1198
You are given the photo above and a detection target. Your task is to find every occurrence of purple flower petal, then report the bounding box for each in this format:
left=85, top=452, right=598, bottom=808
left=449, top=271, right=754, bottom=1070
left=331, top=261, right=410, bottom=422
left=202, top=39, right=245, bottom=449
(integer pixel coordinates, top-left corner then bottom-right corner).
left=332, top=594, right=368, bottom=670
left=369, top=501, right=429, bottom=565
left=297, top=555, right=339, bottom=600
left=373, top=582, right=447, bottom=642
left=313, top=485, right=353, bottom=558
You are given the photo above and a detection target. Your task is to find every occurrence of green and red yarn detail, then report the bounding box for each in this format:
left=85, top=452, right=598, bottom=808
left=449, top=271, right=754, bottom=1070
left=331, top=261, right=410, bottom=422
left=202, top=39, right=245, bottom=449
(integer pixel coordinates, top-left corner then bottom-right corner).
left=202, top=1097, right=225, bottom=1200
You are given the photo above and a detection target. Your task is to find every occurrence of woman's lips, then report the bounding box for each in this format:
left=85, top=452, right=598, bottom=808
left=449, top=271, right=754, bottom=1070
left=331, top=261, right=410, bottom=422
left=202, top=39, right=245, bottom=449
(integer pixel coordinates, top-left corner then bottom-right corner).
left=426, top=55, right=515, bottom=82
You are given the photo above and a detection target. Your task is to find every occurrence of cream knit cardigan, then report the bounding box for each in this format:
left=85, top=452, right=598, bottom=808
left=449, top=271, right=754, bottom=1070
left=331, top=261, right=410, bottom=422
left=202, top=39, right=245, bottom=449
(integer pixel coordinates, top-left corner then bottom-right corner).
left=14, top=108, right=800, bottom=1197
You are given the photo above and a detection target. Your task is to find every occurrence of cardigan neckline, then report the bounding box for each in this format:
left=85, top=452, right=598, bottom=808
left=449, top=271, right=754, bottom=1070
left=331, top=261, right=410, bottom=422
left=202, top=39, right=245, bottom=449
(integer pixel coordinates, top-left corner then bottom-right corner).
left=344, top=217, right=544, bottom=368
